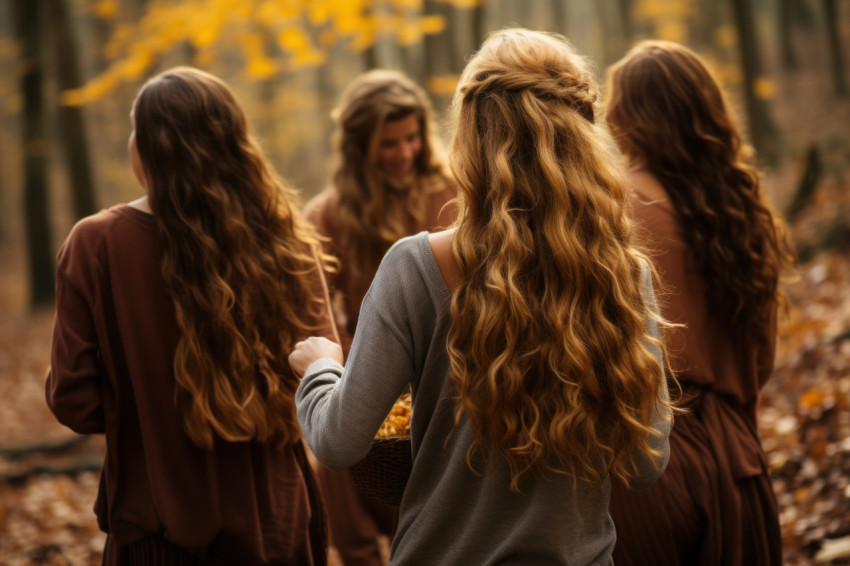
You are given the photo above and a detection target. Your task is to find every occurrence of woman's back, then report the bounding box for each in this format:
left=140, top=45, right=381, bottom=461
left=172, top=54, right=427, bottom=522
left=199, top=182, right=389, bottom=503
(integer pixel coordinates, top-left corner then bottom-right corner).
left=627, top=169, right=776, bottom=408
left=47, top=66, right=335, bottom=565
left=292, top=29, right=673, bottom=565
left=297, top=234, right=669, bottom=565
left=48, top=205, right=326, bottom=563
left=605, top=40, right=790, bottom=566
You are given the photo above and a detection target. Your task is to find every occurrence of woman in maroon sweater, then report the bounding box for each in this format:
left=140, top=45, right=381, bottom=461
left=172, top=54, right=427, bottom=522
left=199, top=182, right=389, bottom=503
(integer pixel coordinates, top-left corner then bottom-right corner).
left=46, top=67, right=337, bottom=565
left=604, top=41, right=794, bottom=565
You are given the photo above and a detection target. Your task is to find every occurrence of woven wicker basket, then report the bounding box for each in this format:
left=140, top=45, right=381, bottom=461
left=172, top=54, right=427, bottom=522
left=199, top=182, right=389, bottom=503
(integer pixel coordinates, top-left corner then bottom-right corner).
left=348, top=436, right=412, bottom=507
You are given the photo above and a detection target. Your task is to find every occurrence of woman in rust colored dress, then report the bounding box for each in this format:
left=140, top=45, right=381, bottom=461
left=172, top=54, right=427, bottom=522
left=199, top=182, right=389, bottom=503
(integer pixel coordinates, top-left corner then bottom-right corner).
left=605, top=41, right=794, bottom=566
left=46, top=67, right=337, bottom=565
left=302, top=70, right=456, bottom=566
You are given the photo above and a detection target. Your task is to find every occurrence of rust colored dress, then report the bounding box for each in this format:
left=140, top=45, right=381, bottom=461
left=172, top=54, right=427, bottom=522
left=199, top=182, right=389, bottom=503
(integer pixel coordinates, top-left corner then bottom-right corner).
left=302, top=175, right=456, bottom=566
left=46, top=205, right=337, bottom=565
left=609, top=171, right=782, bottom=566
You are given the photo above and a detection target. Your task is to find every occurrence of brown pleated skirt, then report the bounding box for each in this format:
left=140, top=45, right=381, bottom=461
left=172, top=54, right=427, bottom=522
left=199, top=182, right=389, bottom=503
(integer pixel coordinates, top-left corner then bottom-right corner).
left=103, top=534, right=199, bottom=566
left=609, top=391, right=782, bottom=566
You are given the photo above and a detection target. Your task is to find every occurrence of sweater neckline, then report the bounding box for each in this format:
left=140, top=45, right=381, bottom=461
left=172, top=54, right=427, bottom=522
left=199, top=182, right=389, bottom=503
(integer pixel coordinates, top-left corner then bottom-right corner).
left=415, top=232, right=452, bottom=301
left=113, top=203, right=156, bottom=230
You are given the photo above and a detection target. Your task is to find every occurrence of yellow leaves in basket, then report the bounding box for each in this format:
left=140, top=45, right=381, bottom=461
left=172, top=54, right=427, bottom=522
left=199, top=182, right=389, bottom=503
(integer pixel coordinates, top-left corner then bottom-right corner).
left=377, top=394, right=411, bottom=438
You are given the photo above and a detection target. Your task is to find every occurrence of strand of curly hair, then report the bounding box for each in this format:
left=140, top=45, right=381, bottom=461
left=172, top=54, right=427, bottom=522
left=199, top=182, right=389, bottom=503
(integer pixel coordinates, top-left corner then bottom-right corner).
left=447, top=31, right=672, bottom=492
left=134, top=68, right=330, bottom=449
left=605, top=41, right=794, bottom=341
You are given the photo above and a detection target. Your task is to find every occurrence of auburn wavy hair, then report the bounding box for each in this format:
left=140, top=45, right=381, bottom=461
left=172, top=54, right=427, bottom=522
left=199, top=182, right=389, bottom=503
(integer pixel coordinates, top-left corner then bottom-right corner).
left=132, top=67, right=328, bottom=449
left=605, top=41, right=793, bottom=340
left=447, top=29, right=672, bottom=490
left=332, top=69, right=451, bottom=287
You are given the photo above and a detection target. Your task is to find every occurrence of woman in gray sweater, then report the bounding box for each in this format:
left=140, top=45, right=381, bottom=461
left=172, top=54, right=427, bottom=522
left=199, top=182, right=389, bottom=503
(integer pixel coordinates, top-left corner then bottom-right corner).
left=290, top=29, right=674, bottom=565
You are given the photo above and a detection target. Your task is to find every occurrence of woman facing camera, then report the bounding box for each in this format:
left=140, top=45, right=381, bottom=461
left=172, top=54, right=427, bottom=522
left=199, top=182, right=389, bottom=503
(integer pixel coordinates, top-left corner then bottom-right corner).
left=291, top=29, right=673, bottom=565
left=605, top=41, right=793, bottom=566
left=46, top=67, right=337, bottom=565
left=303, top=69, right=456, bottom=566
left=304, top=69, right=456, bottom=355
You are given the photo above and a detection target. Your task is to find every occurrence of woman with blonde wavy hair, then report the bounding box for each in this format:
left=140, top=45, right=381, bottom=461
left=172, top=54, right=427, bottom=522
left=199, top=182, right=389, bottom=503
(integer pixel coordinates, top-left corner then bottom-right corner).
left=290, top=29, right=673, bottom=565
left=47, top=67, right=337, bottom=565
left=605, top=41, right=793, bottom=566
left=303, top=69, right=456, bottom=566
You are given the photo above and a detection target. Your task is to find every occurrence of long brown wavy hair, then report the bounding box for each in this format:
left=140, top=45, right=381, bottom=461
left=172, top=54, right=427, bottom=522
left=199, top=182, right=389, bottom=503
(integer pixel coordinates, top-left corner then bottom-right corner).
left=132, top=67, right=328, bottom=449
left=605, top=41, right=793, bottom=341
left=447, top=29, right=672, bottom=491
left=332, top=69, right=451, bottom=287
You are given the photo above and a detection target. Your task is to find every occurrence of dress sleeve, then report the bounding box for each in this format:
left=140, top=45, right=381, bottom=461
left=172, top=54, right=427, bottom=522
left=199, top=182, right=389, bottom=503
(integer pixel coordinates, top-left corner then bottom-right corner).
left=296, top=247, right=416, bottom=470
left=627, top=260, right=673, bottom=490
left=45, top=237, right=106, bottom=434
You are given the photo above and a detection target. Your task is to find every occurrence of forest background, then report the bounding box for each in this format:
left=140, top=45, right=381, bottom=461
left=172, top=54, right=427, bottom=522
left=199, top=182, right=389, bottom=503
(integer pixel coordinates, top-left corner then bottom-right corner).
left=0, top=0, right=848, bottom=564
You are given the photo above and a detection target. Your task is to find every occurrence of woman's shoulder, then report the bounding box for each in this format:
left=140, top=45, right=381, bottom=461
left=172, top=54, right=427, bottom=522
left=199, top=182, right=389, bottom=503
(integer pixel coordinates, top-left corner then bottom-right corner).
left=628, top=169, right=669, bottom=208
left=383, top=232, right=429, bottom=265
left=377, top=233, right=439, bottom=290
left=303, top=188, right=337, bottom=209
left=301, top=189, right=339, bottom=231
left=422, top=170, right=456, bottom=195
left=627, top=170, right=680, bottom=235
left=57, top=205, right=153, bottom=281
left=64, top=205, right=148, bottom=250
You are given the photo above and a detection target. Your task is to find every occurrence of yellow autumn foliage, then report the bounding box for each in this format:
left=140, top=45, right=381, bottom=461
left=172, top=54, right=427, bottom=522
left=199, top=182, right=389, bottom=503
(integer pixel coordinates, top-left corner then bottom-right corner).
left=754, top=76, right=775, bottom=100
left=635, top=0, right=695, bottom=43
left=94, top=0, right=119, bottom=20
left=427, top=74, right=460, bottom=95
left=713, top=25, right=737, bottom=49
left=65, top=0, right=478, bottom=106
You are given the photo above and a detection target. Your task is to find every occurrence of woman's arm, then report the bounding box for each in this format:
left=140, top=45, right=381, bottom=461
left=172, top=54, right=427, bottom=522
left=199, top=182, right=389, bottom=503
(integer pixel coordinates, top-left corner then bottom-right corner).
left=45, top=255, right=106, bottom=435
left=292, top=244, right=419, bottom=470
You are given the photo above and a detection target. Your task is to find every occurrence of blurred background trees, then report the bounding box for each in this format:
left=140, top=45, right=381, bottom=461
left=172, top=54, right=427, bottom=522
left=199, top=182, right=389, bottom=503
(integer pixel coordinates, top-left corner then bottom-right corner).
left=0, top=0, right=848, bottom=307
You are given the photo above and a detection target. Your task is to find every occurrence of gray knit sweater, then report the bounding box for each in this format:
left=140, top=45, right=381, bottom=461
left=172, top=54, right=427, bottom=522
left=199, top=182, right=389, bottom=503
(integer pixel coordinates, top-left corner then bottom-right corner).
left=296, top=232, right=671, bottom=565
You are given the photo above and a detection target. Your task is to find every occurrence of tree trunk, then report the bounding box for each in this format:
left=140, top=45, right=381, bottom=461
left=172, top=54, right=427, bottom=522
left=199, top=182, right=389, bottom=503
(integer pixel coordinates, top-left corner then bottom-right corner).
left=551, top=0, right=568, bottom=35
left=424, top=1, right=458, bottom=113
left=471, top=2, right=487, bottom=51
left=784, top=145, right=822, bottom=221
left=779, top=0, right=797, bottom=69
left=730, top=0, right=779, bottom=163
left=48, top=0, right=97, bottom=221
left=14, top=0, right=55, bottom=308
left=596, top=0, right=625, bottom=68
left=91, top=8, right=111, bottom=72
left=617, top=0, right=633, bottom=45
left=823, top=0, right=847, bottom=96
left=364, top=44, right=379, bottom=70
left=424, top=1, right=458, bottom=76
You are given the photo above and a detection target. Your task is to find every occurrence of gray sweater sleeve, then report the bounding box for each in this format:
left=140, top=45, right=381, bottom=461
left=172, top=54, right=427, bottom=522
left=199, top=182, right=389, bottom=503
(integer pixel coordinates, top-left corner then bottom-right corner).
left=628, top=260, right=673, bottom=490
left=296, top=243, right=418, bottom=471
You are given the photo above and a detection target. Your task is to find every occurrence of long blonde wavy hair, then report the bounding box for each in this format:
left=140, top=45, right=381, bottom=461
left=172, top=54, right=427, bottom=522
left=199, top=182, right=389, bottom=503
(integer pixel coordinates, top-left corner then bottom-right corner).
left=605, top=41, right=793, bottom=342
left=332, top=69, right=450, bottom=287
left=133, top=67, right=328, bottom=449
left=447, top=29, right=671, bottom=491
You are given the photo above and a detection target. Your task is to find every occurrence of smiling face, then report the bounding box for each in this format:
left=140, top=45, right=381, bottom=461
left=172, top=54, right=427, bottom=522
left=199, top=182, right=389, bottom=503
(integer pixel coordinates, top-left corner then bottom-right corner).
left=375, top=113, right=422, bottom=181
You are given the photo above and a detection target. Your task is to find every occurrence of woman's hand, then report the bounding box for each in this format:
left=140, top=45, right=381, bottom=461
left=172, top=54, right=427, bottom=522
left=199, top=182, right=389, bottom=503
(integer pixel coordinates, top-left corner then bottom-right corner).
left=289, top=337, right=344, bottom=377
